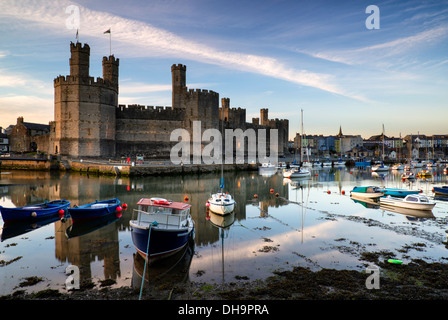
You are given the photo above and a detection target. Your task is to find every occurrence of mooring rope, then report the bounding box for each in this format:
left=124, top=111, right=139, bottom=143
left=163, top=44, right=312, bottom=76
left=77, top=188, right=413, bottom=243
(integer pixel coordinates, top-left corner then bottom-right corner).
left=139, top=221, right=158, bottom=300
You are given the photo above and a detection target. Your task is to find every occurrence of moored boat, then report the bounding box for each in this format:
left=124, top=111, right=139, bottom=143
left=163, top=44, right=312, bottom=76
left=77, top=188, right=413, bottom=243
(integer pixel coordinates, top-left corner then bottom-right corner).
left=417, top=169, right=432, bottom=178
left=207, top=192, right=235, bottom=215
left=380, top=188, right=421, bottom=197
left=0, top=199, right=70, bottom=222
left=433, top=186, right=448, bottom=196
left=68, top=198, right=121, bottom=220
left=130, top=197, right=194, bottom=263
left=379, top=194, right=435, bottom=211
left=283, top=167, right=311, bottom=179
left=392, top=163, right=405, bottom=170
left=350, top=186, right=384, bottom=199
left=372, top=162, right=389, bottom=172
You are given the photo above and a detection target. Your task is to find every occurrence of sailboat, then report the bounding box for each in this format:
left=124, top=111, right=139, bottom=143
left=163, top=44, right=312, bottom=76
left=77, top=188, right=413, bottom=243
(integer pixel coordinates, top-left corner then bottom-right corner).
left=283, top=109, right=310, bottom=179
left=206, top=111, right=236, bottom=215
left=372, top=124, right=390, bottom=172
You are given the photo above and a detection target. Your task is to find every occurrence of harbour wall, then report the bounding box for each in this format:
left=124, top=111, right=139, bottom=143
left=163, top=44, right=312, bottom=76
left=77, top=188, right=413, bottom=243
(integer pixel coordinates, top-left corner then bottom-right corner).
left=0, top=158, right=258, bottom=176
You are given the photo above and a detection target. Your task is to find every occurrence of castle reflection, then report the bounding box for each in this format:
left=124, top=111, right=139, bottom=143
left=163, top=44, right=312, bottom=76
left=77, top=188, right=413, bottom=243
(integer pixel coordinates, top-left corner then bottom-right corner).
left=0, top=169, right=291, bottom=286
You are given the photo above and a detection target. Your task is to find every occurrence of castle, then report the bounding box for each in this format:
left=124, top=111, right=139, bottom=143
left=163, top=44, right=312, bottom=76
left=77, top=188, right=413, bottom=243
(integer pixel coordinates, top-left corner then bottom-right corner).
left=48, top=42, right=288, bottom=160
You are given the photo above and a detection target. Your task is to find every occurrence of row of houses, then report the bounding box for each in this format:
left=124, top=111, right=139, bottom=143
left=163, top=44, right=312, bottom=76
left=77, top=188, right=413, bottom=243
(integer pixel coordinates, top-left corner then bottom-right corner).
left=291, top=127, right=448, bottom=161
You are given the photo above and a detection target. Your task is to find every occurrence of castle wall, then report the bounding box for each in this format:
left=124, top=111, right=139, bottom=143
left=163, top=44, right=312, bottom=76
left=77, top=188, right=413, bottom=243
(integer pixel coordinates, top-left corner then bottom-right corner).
left=115, top=105, right=185, bottom=158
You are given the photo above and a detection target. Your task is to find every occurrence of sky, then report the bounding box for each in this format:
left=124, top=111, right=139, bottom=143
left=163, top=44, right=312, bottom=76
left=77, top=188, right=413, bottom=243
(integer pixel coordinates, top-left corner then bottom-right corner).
left=0, top=0, right=447, bottom=140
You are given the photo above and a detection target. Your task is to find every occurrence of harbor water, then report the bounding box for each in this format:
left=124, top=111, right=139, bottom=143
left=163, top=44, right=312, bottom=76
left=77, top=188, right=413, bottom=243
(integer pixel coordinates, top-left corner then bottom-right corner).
left=1, top=166, right=448, bottom=296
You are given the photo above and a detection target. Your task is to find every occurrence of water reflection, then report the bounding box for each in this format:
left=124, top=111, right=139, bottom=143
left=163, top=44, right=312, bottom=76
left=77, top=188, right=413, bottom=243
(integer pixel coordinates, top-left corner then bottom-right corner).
left=1, top=167, right=448, bottom=295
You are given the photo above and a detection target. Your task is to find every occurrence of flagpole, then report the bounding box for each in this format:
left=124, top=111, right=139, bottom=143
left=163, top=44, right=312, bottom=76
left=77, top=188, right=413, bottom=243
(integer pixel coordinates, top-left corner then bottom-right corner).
left=109, top=28, right=111, bottom=56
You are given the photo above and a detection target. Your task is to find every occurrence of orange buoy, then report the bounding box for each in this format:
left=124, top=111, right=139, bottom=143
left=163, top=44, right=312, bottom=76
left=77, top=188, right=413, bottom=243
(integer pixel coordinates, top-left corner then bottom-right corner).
left=275, top=193, right=279, bottom=197
left=254, top=194, right=258, bottom=198
left=341, top=190, right=345, bottom=195
left=184, top=196, right=189, bottom=201
left=327, top=190, right=331, bottom=194
left=270, top=188, right=274, bottom=193
left=122, top=203, right=128, bottom=209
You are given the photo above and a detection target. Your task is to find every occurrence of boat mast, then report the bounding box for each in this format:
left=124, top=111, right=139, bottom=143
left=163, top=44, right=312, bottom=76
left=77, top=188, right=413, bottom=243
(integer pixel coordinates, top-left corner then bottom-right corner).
left=382, top=124, right=385, bottom=162
left=220, top=110, right=224, bottom=193
left=300, top=108, right=303, bottom=164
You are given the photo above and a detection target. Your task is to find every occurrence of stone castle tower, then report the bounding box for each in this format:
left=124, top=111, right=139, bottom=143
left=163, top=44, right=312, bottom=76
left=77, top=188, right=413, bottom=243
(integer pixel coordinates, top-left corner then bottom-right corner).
left=52, top=42, right=119, bottom=157
left=49, top=42, right=288, bottom=159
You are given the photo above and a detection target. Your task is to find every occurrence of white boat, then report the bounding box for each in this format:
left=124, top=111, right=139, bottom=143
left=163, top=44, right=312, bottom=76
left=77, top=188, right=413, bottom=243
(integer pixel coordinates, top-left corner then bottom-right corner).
left=322, top=161, right=332, bottom=167
left=350, top=186, right=384, bottom=199
left=372, top=162, right=389, bottom=172
left=259, top=162, right=277, bottom=176
left=379, top=194, right=435, bottom=211
left=283, top=167, right=311, bottom=179
left=313, top=161, right=322, bottom=167
left=207, top=114, right=236, bottom=215
left=259, top=162, right=276, bottom=169
left=277, top=162, right=287, bottom=168
left=302, top=161, right=313, bottom=168
left=207, top=192, right=235, bottom=215
left=392, top=163, right=405, bottom=170
left=334, top=159, right=346, bottom=167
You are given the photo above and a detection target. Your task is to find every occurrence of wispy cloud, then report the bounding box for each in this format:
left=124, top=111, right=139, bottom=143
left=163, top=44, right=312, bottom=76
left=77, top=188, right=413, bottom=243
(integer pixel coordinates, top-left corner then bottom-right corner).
left=1, top=0, right=363, bottom=101
left=302, top=25, right=448, bottom=67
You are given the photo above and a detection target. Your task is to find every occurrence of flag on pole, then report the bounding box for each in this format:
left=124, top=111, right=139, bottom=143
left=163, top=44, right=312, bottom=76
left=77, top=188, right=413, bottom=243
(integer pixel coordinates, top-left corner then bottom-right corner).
left=104, top=28, right=112, bottom=56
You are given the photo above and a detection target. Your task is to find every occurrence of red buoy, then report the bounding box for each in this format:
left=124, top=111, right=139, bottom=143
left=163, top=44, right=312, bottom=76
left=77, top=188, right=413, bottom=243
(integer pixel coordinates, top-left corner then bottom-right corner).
left=116, top=206, right=122, bottom=212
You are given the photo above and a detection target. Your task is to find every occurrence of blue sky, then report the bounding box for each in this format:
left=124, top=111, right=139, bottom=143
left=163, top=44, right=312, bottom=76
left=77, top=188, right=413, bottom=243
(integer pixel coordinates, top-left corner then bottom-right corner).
left=0, top=0, right=447, bottom=139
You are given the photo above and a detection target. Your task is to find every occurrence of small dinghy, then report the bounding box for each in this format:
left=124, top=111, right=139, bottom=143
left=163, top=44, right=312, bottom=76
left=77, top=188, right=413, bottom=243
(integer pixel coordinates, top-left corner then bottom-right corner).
left=0, top=199, right=70, bottom=222
left=68, top=198, right=121, bottom=220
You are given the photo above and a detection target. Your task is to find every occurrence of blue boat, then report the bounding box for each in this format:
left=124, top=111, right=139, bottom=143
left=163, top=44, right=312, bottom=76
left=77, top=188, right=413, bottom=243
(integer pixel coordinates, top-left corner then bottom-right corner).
left=433, top=186, right=448, bottom=196
left=130, top=197, right=194, bottom=263
left=0, top=199, right=70, bottom=222
left=68, top=198, right=121, bottom=220
left=381, top=188, right=421, bottom=197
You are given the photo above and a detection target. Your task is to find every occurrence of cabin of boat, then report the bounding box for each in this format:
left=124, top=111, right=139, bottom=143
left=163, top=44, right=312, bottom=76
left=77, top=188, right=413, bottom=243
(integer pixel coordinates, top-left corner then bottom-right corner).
left=132, top=198, right=192, bottom=230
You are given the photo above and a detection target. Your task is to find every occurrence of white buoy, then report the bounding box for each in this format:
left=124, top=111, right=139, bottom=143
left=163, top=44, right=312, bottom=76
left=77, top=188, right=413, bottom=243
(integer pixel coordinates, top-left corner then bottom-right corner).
left=31, top=212, right=37, bottom=217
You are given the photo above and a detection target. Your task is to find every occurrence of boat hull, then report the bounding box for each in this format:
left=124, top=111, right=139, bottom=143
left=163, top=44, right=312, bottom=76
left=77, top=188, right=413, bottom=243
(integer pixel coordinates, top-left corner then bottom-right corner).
left=433, top=186, right=448, bottom=196
left=130, top=221, right=194, bottom=263
left=0, top=200, right=70, bottom=222
left=379, top=198, right=435, bottom=210
left=68, top=198, right=121, bottom=220
left=383, top=189, right=420, bottom=197
left=350, top=192, right=384, bottom=199
left=208, top=201, right=235, bottom=215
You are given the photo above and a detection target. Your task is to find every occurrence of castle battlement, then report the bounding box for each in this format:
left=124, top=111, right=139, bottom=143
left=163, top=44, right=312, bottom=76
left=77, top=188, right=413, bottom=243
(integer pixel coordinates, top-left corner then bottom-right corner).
left=53, top=75, right=117, bottom=90
left=102, top=55, right=119, bottom=64
left=117, top=104, right=185, bottom=120
left=171, top=64, right=186, bottom=71
left=70, top=41, right=90, bottom=53
left=186, top=88, right=219, bottom=97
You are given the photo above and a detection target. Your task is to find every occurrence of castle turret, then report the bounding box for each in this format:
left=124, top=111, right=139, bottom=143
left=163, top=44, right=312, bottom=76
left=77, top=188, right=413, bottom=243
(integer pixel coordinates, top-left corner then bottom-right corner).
left=69, top=42, right=90, bottom=77
left=260, top=108, right=269, bottom=126
left=171, top=64, right=186, bottom=109
left=103, top=55, right=119, bottom=93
